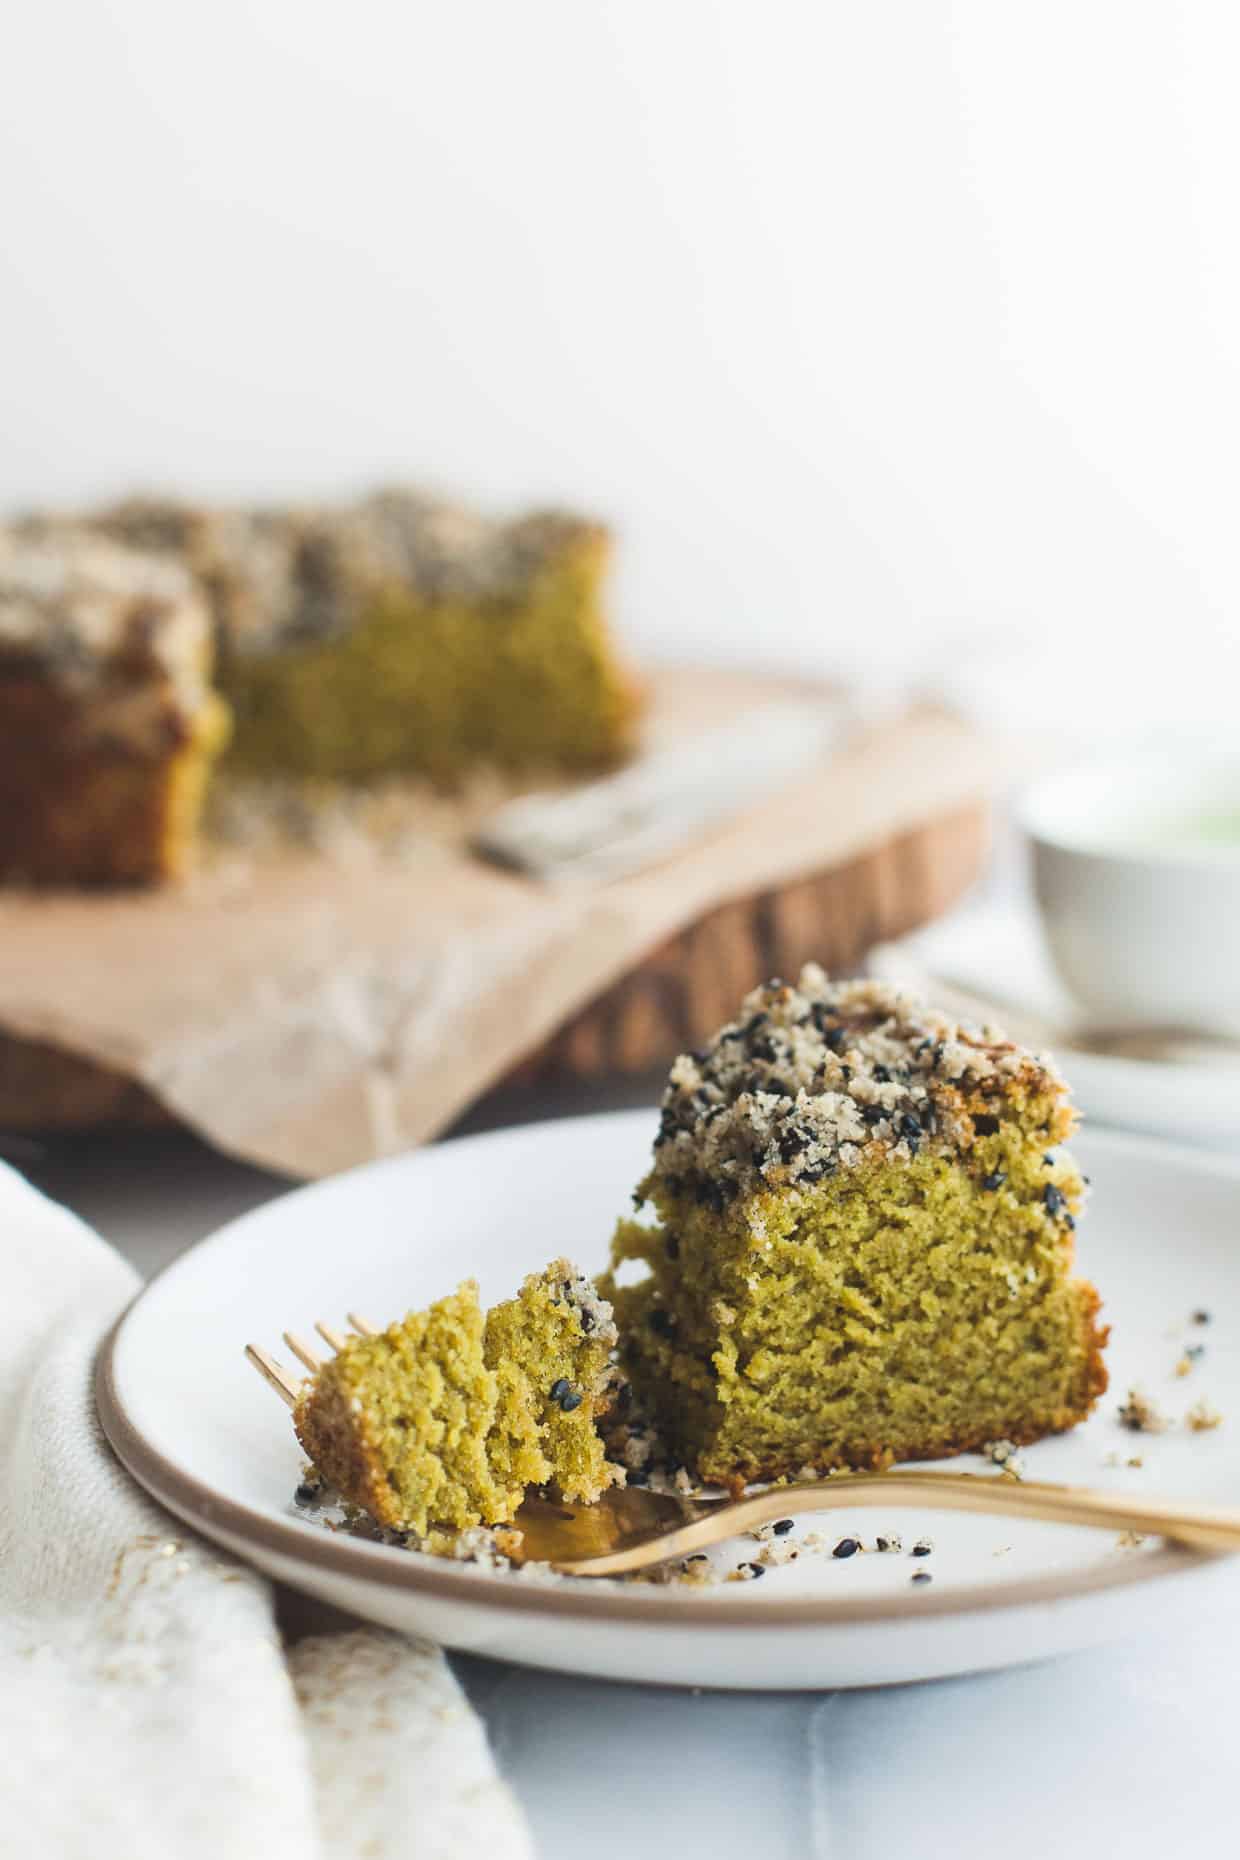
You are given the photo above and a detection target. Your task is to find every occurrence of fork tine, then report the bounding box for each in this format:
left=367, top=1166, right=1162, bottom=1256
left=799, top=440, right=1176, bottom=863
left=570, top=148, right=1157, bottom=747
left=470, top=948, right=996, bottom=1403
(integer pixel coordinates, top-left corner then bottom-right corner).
left=244, top=1344, right=301, bottom=1409
left=283, top=1331, right=323, bottom=1373
left=315, top=1320, right=348, bottom=1353
left=347, top=1312, right=378, bottom=1337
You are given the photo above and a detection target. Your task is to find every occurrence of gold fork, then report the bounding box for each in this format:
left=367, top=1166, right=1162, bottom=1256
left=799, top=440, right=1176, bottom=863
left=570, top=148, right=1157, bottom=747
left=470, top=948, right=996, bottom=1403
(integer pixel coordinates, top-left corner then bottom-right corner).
left=246, top=1325, right=1240, bottom=1575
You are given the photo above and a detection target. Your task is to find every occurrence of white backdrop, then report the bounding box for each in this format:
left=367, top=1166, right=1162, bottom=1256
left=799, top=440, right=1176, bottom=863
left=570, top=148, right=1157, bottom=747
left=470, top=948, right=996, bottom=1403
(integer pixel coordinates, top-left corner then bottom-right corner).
left=3, top=2, right=1238, bottom=707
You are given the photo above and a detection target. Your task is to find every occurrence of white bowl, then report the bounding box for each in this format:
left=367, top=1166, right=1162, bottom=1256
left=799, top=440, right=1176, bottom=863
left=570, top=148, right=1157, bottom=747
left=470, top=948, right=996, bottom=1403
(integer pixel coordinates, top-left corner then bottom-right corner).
left=1019, top=749, right=1240, bottom=1037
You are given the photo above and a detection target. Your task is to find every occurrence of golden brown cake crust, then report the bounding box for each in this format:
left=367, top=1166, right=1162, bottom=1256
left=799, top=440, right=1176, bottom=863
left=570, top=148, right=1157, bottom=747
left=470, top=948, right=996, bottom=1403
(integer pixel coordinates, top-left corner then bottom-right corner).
left=294, top=1372, right=405, bottom=1529
left=0, top=531, right=227, bottom=884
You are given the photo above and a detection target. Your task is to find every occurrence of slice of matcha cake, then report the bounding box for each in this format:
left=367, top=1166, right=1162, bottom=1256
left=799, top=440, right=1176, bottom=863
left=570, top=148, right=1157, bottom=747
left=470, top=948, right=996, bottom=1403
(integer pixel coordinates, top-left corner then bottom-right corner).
left=604, top=966, right=1108, bottom=1491
left=293, top=1260, right=618, bottom=1538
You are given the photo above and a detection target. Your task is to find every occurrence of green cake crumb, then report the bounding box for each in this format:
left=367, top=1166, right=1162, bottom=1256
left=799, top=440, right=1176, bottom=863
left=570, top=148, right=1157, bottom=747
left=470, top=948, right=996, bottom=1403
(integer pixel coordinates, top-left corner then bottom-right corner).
left=294, top=1259, right=618, bottom=1537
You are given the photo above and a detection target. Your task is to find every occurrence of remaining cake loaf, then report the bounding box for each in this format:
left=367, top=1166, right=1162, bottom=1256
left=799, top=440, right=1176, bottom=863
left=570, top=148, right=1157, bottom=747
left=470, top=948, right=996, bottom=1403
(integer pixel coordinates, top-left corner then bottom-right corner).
left=32, top=487, right=639, bottom=785
left=0, top=531, right=230, bottom=884
left=604, top=965, right=1109, bottom=1490
left=5, top=486, right=639, bottom=884
left=293, top=1260, right=619, bottom=1539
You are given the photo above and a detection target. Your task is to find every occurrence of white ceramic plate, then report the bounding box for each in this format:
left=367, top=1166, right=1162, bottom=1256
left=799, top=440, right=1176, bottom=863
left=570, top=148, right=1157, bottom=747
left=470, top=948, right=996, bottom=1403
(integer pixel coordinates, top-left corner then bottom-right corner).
left=1058, top=1046, right=1240, bottom=1153
left=97, top=1113, right=1240, bottom=1690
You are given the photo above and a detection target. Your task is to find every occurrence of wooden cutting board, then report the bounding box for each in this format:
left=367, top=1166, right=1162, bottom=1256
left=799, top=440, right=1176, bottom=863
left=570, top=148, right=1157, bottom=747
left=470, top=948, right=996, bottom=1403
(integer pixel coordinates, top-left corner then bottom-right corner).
left=0, top=667, right=991, bottom=1151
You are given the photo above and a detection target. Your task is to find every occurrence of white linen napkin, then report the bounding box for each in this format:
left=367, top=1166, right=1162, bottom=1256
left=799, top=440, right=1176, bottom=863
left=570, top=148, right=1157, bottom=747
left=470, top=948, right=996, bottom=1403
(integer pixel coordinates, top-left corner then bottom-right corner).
left=0, top=1160, right=533, bottom=1860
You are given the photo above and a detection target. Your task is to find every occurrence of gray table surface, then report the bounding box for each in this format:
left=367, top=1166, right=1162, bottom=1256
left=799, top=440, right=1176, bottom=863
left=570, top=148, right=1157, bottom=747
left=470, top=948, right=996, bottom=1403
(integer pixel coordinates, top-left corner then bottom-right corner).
left=21, top=1077, right=1236, bottom=1860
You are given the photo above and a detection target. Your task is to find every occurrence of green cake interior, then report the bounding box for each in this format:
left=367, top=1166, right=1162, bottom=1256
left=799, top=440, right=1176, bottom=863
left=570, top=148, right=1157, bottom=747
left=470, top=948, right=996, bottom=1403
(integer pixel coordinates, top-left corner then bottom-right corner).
left=294, top=1261, right=617, bottom=1538
left=222, top=537, right=636, bottom=783
left=484, top=1262, right=618, bottom=1505
left=603, top=968, right=1109, bottom=1490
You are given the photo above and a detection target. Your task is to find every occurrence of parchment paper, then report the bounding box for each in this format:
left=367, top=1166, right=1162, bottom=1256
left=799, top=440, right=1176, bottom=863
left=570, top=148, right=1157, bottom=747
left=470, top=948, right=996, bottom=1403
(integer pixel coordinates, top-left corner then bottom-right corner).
left=0, top=667, right=993, bottom=1177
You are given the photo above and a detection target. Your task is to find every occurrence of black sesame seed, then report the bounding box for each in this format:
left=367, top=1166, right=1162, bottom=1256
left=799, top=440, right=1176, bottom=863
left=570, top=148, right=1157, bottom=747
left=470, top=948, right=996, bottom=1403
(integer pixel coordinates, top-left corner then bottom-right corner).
left=911, top=1540, right=933, bottom=1557
left=1044, top=1153, right=1056, bottom=1166
left=981, top=1170, right=1006, bottom=1191
left=874, top=1065, right=891, bottom=1084
left=1193, top=1310, right=1212, bottom=1325
left=772, top=1518, right=796, bottom=1535
left=799, top=1160, right=834, bottom=1183
left=973, top=1113, right=1000, bottom=1136
left=559, top=1388, right=583, bottom=1413
left=1186, top=1344, right=1206, bottom=1360
left=579, top=1308, right=595, bottom=1331
left=683, top=1552, right=709, bottom=1564
left=750, top=1035, right=779, bottom=1063
left=631, top=1189, right=646, bottom=1210
left=832, top=1536, right=860, bottom=1559
left=1064, top=1213, right=1076, bottom=1230
left=860, top=1104, right=885, bottom=1126
left=742, top=1013, right=769, bottom=1038
left=1044, top=1183, right=1066, bottom=1217
left=648, top=1309, right=676, bottom=1337
left=911, top=1571, right=933, bottom=1585
left=737, top=1560, right=766, bottom=1578
left=549, top=1377, right=571, bottom=1404
left=810, top=1002, right=844, bottom=1042
left=294, top=1482, right=320, bottom=1507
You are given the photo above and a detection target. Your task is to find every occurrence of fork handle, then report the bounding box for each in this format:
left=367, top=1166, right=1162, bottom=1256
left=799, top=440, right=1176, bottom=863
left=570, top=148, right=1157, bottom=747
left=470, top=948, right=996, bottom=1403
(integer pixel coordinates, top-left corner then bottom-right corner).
left=726, top=1470, right=1240, bottom=1554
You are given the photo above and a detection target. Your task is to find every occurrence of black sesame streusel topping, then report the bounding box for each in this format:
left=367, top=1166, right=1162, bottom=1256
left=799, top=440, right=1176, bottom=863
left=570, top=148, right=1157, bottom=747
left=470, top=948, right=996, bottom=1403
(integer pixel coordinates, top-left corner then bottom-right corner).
left=544, top=1264, right=618, bottom=1356
left=648, top=966, right=1059, bottom=1203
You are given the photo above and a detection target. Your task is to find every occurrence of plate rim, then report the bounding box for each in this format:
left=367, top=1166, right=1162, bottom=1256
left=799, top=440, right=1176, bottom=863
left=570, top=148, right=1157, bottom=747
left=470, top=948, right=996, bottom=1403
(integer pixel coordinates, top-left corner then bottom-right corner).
left=96, top=1112, right=1240, bottom=1630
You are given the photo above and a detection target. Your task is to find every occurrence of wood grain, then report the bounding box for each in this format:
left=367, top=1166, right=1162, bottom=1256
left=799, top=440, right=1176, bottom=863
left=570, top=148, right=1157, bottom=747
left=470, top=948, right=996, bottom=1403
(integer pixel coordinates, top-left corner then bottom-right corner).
left=0, top=798, right=987, bottom=1131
